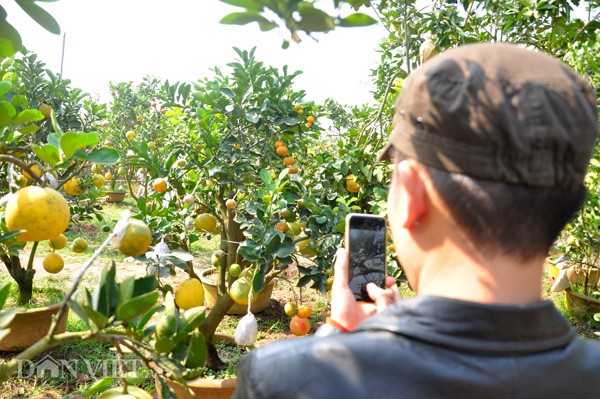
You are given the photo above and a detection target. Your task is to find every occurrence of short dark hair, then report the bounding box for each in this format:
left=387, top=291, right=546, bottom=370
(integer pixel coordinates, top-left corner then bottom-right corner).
left=416, top=161, right=585, bottom=261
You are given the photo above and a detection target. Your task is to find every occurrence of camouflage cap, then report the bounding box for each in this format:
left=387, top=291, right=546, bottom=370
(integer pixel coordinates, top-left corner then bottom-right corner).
left=378, top=42, right=598, bottom=189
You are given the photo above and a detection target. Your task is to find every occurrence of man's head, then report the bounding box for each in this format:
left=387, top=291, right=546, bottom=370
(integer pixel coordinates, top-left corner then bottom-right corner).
left=381, top=43, right=598, bottom=263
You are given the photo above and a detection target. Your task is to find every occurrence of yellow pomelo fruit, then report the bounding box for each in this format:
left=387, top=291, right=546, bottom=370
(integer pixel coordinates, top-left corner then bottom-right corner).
left=72, top=237, right=89, bottom=253
left=92, top=174, right=105, bottom=188
left=174, top=279, right=205, bottom=310
left=229, top=277, right=255, bottom=305
left=23, top=164, right=42, bottom=181
left=43, top=253, right=64, bottom=273
left=64, top=178, right=86, bottom=196
left=97, top=386, right=154, bottom=399
left=118, top=220, right=152, bottom=257
left=346, top=174, right=360, bottom=193
left=195, top=213, right=217, bottom=232
left=5, top=186, right=70, bottom=242
left=48, top=234, right=67, bottom=250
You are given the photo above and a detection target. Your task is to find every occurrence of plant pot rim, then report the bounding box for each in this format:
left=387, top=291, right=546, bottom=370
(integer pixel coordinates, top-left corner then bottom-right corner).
left=199, top=267, right=275, bottom=286
left=16, top=302, right=63, bottom=314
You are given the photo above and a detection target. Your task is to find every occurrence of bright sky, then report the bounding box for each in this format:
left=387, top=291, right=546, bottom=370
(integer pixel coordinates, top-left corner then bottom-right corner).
left=4, top=0, right=388, bottom=106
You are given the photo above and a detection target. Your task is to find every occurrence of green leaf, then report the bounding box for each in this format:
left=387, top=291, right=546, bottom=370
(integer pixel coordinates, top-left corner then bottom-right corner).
left=0, top=100, right=16, bottom=127
left=260, top=169, right=272, bottom=185
left=17, top=124, right=40, bottom=135
left=169, top=249, right=195, bottom=262
left=116, top=290, right=159, bottom=322
left=337, top=13, right=377, bottom=27
left=68, top=300, right=91, bottom=329
left=276, top=241, right=295, bottom=258
left=297, top=7, right=335, bottom=32
left=118, top=277, right=136, bottom=305
left=158, top=377, right=177, bottom=399
left=92, top=263, right=118, bottom=317
left=83, top=376, right=115, bottom=398
left=252, top=268, right=265, bottom=293
left=134, top=305, right=161, bottom=330
left=85, top=147, right=120, bottom=164
left=220, top=12, right=277, bottom=31
left=137, top=196, right=147, bottom=215
left=0, top=283, right=11, bottom=310
left=220, top=0, right=263, bottom=11
left=184, top=331, right=207, bottom=368
left=0, top=230, right=25, bottom=244
left=219, top=87, right=235, bottom=99
left=60, top=132, right=99, bottom=158
left=0, top=308, right=19, bottom=329
left=0, top=81, right=11, bottom=97
left=15, top=0, right=61, bottom=34
left=13, top=109, right=44, bottom=125
left=50, top=109, right=63, bottom=136
left=0, top=16, right=22, bottom=58
left=81, top=304, right=109, bottom=329
left=31, top=143, right=60, bottom=166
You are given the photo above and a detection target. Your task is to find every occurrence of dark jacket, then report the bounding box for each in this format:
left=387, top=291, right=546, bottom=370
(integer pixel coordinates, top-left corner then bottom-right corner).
left=233, top=296, right=600, bottom=399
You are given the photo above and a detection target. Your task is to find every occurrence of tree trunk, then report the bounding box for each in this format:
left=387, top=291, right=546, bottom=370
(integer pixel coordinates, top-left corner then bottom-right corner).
left=0, top=253, right=35, bottom=305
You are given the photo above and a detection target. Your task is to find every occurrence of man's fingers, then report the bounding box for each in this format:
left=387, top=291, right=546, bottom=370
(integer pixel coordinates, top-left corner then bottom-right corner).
left=333, top=248, right=349, bottom=289
left=366, top=282, right=398, bottom=310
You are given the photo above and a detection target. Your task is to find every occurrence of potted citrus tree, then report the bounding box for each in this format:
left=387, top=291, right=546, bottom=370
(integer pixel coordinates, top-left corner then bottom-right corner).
left=0, top=51, right=120, bottom=350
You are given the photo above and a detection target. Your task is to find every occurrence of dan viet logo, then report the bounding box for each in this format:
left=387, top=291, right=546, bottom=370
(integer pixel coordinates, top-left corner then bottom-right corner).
left=17, top=354, right=145, bottom=379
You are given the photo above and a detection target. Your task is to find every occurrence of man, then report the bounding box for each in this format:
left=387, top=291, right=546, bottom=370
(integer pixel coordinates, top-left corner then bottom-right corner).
left=233, top=43, right=600, bottom=399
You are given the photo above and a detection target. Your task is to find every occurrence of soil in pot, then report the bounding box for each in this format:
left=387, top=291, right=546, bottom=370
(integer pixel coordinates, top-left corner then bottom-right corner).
left=199, top=268, right=275, bottom=315
left=564, top=288, right=600, bottom=314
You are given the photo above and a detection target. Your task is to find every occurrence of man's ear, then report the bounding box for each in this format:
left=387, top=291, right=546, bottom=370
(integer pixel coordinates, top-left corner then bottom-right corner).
left=395, top=159, right=427, bottom=229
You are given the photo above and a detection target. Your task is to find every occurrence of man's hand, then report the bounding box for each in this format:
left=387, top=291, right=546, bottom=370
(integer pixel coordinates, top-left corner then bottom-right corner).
left=329, top=248, right=400, bottom=331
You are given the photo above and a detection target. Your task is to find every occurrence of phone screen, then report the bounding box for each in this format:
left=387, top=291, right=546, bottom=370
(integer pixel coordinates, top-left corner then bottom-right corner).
left=347, top=214, right=387, bottom=302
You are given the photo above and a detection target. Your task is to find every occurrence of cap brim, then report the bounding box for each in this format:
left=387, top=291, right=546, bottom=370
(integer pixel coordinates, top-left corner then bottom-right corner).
left=377, top=143, right=394, bottom=162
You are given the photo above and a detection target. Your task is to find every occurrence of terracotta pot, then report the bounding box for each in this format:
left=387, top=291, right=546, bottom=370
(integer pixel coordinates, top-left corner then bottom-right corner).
left=0, top=303, right=68, bottom=352
left=564, top=289, right=600, bottom=314
left=199, top=268, right=275, bottom=315
left=567, top=268, right=600, bottom=286
left=156, top=374, right=237, bottom=399
left=105, top=191, right=126, bottom=203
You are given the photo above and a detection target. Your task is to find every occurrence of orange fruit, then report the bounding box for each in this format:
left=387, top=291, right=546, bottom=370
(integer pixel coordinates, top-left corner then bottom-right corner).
left=275, top=140, right=285, bottom=148
left=283, top=157, right=295, bottom=166
left=327, top=276, right=334, bottom=291
left=104, top=172, right=113, bottom=180
left=174, top=279, right=205, bottom=310
left=195, top=213, right=218, bottom=232
left=284, top=302, right=298, bottom=317
left=275, top=222, right=289, bottom=232
left=118, top=219, right=152, bottom=257
left=5, top=186, right=70, bottom=242
left=293, top=103, right=302, bottom=110
left=276, top=146, right=289, bottom=156
left=63, top=178, right=86, bottom=196
left=153, top=178, right=168, bottom=193
left=226, top=199, right=237, bottom=209
left=307, top=115, right=315, bottom=123
left=296, top=305, right=311, bottom=318
left=288, top=166, right=299, bottom=174
left=43, top=253, right=64, bottom=273
left=290, top=316, right=311, bottom=336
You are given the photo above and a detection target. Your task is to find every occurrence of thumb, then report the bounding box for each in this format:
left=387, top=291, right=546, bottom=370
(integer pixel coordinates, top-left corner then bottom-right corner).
left=333, top=248, right=349, bottom=290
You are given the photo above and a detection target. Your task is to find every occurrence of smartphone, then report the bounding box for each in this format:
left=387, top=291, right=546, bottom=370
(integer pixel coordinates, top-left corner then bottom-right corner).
left=345, top=213, right=387, bottom=302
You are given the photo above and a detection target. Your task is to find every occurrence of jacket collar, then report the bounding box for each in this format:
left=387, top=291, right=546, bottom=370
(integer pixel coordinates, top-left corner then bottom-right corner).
left=355, top=296, right=575, bottom=354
